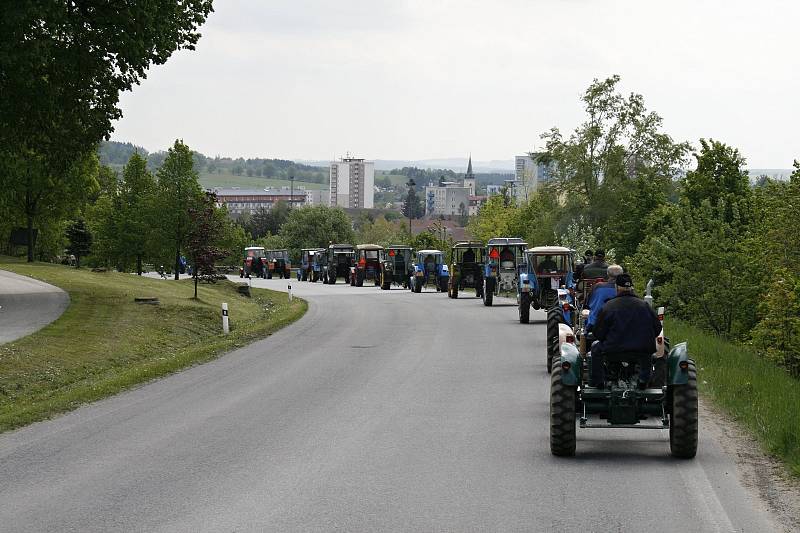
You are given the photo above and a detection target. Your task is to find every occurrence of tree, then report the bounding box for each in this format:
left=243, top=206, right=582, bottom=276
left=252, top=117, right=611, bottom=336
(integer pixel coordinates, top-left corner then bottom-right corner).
left=154, top=140, right=202, bottom=280
left=117, top=152, right=157, bottom=274
left=402, top=179, right=423, bottom=220
left=0, top=2, right=214, bottom=199
left=187, top=192, right=227, bottom=299
left=2, top=151, right=99, bottom=261
left=539, top=75, right=690, bottom=244
left=66, top=219, right=92, bottom=268
left=278, top=206, right=355, bottom=259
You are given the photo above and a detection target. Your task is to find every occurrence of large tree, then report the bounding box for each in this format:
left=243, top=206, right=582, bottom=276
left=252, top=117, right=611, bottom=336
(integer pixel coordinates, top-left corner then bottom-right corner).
left=278, top=206, right=355, bottom=259
left=1, top=1, right=213, bottom=261
left=117, top=152, right=158, bottom=274
left=154, top=140, right=203, bottom=280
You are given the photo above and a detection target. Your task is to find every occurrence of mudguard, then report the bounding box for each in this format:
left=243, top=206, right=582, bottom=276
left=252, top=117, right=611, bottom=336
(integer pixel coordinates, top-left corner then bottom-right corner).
left=558, top=343, right=582, bottom=386
left=667, top=342, right=691, bottom=385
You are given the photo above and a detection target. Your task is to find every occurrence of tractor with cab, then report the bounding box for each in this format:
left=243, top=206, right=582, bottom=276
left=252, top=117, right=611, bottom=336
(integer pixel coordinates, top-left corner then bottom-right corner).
left=298, top=248, right=324, bottom=282
left=240, top=246, right=267, bottom=278
left=323, top=244, right=354, bottom=284
left=411, top=249, right=449, bottom=293
left=381, top=245, right=413, bottom=290
left=482, top=237, right=527, bottom=306
left=351, top=244, right=384, bottom=287
left=265, top=249, right=291, bottom=279
left=448, top=241, right=484, bottom=299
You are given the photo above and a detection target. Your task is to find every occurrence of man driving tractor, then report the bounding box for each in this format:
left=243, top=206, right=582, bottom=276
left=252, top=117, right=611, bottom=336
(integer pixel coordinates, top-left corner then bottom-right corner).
left=589, top=273, right=662, bottom=389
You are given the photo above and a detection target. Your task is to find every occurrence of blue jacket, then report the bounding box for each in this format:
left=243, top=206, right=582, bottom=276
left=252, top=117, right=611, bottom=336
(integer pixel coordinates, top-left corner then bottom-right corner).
left=586, top=282, right=617, bottom=328
left=593, top=292, right=662, bottom=354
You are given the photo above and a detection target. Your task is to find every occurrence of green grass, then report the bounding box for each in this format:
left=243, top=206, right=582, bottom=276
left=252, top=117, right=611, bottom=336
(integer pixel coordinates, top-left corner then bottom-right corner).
left=0, top=258, right=306, bottom=432
left=668, top=319, right=800, bottom=476
left=199, top=170, right=326, bottom=190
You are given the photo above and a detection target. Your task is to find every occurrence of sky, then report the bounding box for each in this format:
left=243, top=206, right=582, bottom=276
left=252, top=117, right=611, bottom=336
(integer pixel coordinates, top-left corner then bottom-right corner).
left=111, top=0, right=800, bottom=168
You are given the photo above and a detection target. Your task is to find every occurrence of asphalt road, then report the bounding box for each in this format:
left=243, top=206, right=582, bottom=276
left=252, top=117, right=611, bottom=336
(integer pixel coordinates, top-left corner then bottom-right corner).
left=0, top=269, right=69, bottom=345
left=0, top=277, right=780, bottom=531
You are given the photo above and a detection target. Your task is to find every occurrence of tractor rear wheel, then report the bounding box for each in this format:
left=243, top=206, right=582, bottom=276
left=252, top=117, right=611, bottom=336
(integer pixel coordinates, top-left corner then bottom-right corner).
left=452, top=284, right=459, bottom=299
left=519, top=292, right=531, bottom=324
left=669, top=360, right=698, bottom=459
left=483, top=279, right=494, bottom=306
left=550, top=358, right=577, bottom=456
left=546, top=307, right=563, bottom=373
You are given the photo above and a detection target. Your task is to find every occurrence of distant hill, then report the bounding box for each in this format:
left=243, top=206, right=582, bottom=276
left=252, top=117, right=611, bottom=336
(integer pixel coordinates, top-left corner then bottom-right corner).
left=298, top=158, right=515, bottom=173
left=747, top=169, right=794, bottom=181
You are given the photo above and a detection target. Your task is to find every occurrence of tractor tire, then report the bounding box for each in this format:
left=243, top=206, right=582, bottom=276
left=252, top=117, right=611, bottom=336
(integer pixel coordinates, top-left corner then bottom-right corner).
left=381, top=275, right=391, bottom=290
left=483, top=279, right=494, bottom=306
left=452, top=284, right=459, bottom=299
left=301, top=271, right=307, bottom=281
left=550, top=358, right=577, bottom=457
left=440, top=277, right=448, bottom=293
left=267, top=271, right=272, bottom=280
left=414, top=280, right=422, bottom=293
left=356, top=273, right=364, bottom=287
left=330, top=275, right=336, bottom=284
left=546, top=307, right=564, bottom=373
left=669, top=360, right=698, bottom=459
left=519, top=292, right=531, bottom=324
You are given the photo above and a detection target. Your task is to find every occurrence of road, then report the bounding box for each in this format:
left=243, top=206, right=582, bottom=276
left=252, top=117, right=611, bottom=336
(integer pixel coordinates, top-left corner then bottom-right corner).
left=0, top=277, right=781, bottom=531
left=0, top=269, right=69, bottom=345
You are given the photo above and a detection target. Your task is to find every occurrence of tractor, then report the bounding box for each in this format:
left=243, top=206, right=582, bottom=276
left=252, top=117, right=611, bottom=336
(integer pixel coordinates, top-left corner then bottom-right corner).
left=410, top=249, right=449, bottom=293
left=322, top=244, right=354, bottom=284
left=298, top=248, right=324, bottom=282
left=351, top=244, right=384, bottom=287
left=381, top=245, right=413, bottom=290
left=448, top=241, right=484, bottom=299
left=265, top=249, right=291, bottom=279
left=239, top=246, right=267, bottom=278
left=481, top=237, right=527, bottom=306
left=549, top=287, right=695, bottom=459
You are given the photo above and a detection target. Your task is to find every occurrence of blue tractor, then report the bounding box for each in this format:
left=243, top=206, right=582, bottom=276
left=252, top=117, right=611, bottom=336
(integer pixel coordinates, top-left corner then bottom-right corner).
left=411, top=249, right=449, bottom=293
left=298, top=248, right=324, bottom=282
left=482, top=237, right=527, bottom=306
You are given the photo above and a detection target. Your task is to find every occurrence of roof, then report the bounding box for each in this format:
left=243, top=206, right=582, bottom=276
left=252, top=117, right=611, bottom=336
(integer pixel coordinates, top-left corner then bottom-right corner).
left=386, top=244, right=412, bottom=249
left=526, top=246, right=572, bottom=254
left=487, top=237, right=527, bottom=246
left=328, top=244, right=354, bottom=249
left=452, top=241, right=484, bottom=248
left=265, top=249, right=288, bottom=252
left=245, top=246, right=265, bottom=251
left=357, top=244, right=384, bottom=250
left=212, top=188, right=305, bottom=197
left=417, top=249, right=443, bottom=255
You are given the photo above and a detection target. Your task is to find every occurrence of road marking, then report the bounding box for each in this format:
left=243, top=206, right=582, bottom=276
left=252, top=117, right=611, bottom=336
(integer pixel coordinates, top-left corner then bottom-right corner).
left=678, top=454, right=736, bottom=532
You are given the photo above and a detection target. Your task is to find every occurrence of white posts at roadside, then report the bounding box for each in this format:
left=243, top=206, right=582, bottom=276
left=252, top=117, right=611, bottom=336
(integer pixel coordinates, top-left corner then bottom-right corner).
left=222, top=302, right=229, bottom=334
left=288, top=283, right=293, bottom=302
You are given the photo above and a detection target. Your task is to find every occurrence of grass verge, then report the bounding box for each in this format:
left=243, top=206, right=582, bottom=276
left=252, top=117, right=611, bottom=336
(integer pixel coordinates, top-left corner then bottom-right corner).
left=0, top=257, right=307, bottom=433
left=668, top=319, right=800, bottom=476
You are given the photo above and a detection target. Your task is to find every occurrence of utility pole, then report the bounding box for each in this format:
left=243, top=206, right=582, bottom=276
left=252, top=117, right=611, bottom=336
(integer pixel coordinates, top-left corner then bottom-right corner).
left=290, top=173, right=294, bottom=208
left=406, top=178, right=416, bottom=236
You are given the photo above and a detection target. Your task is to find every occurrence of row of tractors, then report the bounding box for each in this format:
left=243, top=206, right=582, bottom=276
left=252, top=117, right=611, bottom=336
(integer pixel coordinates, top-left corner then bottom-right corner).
left=241, top=238, right=697, bottom=459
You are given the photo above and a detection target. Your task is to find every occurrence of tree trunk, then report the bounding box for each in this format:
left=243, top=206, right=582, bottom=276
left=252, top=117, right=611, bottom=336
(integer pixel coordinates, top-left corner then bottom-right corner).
left=26, top=213, right=34, bottom=263
left=194, top=272, right=198, bottom=299
left=174, top=248, right=181, bottom=281
left=136, top=255, right=142, bottom=276
left=75, top=254, right=81, bottom=268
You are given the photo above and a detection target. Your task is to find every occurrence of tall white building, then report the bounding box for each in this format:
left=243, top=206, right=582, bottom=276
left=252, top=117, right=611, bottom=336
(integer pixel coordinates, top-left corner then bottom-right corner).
left=513, top=152, right=554, bottom=202
left=329, top=156, right=374, bottom=209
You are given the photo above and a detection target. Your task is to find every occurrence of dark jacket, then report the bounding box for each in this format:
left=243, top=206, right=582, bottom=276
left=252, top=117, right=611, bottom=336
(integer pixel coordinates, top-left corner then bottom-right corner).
left=582, top=260, right=608, bottom=279
left=593, top=292, right=662, bottom=354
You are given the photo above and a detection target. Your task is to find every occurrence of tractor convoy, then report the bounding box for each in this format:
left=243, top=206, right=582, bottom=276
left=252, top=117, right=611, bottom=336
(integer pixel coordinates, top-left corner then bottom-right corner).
left=240, top=238, right=697, bottom=459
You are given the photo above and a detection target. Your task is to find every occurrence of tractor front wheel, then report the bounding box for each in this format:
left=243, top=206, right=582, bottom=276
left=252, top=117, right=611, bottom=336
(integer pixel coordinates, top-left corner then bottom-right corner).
left=550, top=358, right=577, bottom=456
left=519, top=292, right=531, bottom=324
left=452, top=284, right=459, bottom=299
left=483, top=279, right=494, bottom=306
left=546, top=306, right=564, bottom=373
left=669, top=360, right=698, bottom=459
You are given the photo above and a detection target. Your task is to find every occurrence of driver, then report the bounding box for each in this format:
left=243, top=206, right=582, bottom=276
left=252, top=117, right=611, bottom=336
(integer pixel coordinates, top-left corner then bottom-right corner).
left=499, top=246, right=514, bottom=268
left=462, top=248, right=476, bottom=263
left=537, top=255, right=558, bottom=273
left=589, top=273, right=662, bottom=389
left=585, top=264, right=623, bottom=330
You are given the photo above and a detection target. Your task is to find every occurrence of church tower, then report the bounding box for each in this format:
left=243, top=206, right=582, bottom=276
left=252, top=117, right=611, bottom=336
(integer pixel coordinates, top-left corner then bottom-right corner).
left=463, top=154, right=476, bottom=196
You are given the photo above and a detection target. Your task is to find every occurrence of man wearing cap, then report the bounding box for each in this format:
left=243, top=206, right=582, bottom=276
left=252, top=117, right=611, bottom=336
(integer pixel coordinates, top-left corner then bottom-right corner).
left=589, top=273, right=663, bottom=389
left=582, top=249, right=609, bottom=280
left=574, top=249, right=593, bottom=279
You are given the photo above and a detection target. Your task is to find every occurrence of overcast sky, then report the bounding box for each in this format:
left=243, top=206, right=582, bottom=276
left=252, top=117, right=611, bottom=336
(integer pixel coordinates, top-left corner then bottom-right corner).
left=111, top=0, right=799, bottom=168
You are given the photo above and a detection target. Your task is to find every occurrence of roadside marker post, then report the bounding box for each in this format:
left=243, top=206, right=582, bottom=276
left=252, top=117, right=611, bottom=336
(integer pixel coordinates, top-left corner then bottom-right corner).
left=222, top=302, right=229, bottom=334
left=288, top=283, right=293, bottom=302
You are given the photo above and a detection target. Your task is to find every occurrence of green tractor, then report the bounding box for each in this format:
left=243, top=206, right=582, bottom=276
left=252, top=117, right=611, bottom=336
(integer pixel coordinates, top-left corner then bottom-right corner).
left=448, top=241, right=484, bottom=299
left=550, top=304, right=697, bottom=459
left=381, top=245, right=413, bottom=290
